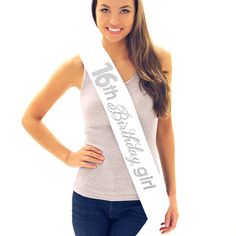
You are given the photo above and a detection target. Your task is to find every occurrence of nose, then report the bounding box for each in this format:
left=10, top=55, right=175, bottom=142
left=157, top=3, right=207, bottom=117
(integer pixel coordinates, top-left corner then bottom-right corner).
left=109, top=14, right=120, bottom=26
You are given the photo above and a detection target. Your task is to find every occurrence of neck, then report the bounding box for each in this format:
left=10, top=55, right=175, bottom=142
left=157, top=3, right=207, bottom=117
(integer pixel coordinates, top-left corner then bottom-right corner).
left=102, top=38, right=129, bottom=62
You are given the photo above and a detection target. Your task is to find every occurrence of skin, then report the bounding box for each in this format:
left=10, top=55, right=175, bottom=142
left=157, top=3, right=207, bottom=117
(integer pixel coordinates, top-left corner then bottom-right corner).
left=155, top=47, right=179, bottom=234
left=21, top=0, right=178, bottom=234
left=96, top=0, right=135, bottom=59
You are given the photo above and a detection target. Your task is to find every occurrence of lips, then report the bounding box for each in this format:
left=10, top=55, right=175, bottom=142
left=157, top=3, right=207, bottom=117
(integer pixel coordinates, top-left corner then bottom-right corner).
left=106, top=27, right=123, bottom=32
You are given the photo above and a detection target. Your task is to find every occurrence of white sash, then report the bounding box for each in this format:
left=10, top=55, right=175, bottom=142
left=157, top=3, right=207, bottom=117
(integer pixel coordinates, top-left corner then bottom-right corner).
left=78, top=24, right=168, bottom=236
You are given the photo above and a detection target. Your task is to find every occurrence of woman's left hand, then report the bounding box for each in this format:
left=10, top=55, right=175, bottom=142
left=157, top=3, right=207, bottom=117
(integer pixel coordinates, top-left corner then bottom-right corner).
left=159, top=196, right=179, bottom=234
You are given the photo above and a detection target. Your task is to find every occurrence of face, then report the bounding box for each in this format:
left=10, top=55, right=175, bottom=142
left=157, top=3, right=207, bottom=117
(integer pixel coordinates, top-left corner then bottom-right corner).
left=95, top=0, right=135, bottom=43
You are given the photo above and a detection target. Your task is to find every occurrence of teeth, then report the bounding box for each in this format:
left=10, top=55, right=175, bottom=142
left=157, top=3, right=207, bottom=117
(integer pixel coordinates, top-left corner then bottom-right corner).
left=108, top=28, right=121, bottom=32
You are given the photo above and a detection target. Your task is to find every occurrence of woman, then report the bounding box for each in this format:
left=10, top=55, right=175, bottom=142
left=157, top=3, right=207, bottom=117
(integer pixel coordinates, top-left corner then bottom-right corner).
left=22, top=0, right=179, bottom=235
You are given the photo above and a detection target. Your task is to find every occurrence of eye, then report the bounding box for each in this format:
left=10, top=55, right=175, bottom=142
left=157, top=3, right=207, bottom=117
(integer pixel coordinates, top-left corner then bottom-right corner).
left=100, top=8, right=109, bottom=13
left=121, top=9, right=130, bottom=14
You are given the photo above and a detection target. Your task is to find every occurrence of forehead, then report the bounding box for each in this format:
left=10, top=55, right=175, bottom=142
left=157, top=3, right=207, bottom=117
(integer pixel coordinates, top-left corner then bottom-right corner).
left=97, top=0, right=135, bottom=8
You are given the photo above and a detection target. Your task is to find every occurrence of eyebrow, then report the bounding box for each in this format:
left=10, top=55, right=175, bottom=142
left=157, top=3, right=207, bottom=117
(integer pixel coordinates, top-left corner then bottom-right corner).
left=99, top=4, right=132, bottom=9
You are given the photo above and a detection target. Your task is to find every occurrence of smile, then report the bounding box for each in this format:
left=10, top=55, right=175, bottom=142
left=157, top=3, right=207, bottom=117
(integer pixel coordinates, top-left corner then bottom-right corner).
left=106, top=27, right=123, bottom=34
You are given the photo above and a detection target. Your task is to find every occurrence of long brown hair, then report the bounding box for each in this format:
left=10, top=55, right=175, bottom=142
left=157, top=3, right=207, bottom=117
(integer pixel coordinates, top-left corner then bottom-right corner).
left=91, top=0, right=171, bottom=119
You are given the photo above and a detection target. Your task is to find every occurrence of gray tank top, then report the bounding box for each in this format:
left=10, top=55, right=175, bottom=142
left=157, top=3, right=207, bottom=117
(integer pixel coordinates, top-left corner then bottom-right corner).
left=73, top=66, right=159, bottom=201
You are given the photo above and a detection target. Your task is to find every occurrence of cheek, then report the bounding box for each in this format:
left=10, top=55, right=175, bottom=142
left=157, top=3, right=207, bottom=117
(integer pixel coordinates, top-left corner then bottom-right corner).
left=126, top=13, right=135, bottom=23
left=127, top=17, right=135, bottom=28
left=96, top=15, right=106, bottom=27
left=95, top=10, right=102, bottom=24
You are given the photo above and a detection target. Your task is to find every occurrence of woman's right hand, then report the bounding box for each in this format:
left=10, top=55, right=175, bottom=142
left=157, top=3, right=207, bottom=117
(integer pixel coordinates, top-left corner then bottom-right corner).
left=64, top=145, right=105, bottom=168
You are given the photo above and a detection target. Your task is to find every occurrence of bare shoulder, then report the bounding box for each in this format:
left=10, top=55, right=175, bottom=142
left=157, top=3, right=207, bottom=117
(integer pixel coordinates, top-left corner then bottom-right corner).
left=153, top=45, right=172, bottom=73
left=45, top=54, right=84, bottom=89
left=21, top=55, right=85, bottom=121
left=65, top=54, right=84, bottom=89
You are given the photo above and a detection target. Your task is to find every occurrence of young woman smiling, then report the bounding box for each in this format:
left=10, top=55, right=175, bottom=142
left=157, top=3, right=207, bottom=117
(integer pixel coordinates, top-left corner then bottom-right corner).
left=22, top=0, right=179, bottom=235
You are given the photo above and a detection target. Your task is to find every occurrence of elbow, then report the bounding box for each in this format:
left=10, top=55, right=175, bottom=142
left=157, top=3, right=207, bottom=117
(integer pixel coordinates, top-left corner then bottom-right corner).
left=21, top=114, right=32, bottom=130
left=22, top=115, right=29, bottom=128
left=21, top=113, right=41, bottom=129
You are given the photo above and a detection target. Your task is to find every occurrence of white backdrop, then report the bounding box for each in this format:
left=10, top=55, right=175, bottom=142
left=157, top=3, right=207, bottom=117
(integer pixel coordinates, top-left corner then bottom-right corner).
left=0, top=0, right=235, bottom=235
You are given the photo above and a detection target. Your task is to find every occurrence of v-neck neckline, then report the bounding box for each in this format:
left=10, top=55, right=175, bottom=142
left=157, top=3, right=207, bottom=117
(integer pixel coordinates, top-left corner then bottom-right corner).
left=85, top=68, right=137, bottom=85
left=124, top=73, right=138, bottom=85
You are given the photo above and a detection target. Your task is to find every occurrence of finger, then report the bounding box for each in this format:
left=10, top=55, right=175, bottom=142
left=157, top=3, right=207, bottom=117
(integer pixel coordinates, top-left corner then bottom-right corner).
left=159, top=226, right=168, bottom=231
left=86, top=145, right=102, bottom=154
left=161, top=218, right=177, bottom=234
left=169, top=215, right=178, bottom=228
left=159, top=222, right=168, bottom=231
left=81, top=161, right=97, bottom=169
left=86, top=157, right=103, bottom=164
left=165, top=213, right=171, bottom=228
left=86, top=151, right=104, bottom=160
left=161, top=225, right=175, bottom=234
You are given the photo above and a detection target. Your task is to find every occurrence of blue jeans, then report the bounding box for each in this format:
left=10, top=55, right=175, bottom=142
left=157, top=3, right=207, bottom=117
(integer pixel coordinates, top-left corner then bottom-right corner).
left=72, top=191, right=147, bottom=236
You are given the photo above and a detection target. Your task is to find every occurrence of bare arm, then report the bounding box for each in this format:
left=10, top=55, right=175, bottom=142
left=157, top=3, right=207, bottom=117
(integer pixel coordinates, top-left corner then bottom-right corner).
left=154, top=46, right=176, bottom=197
left=21, top=55, right=84, bottom=163
left=156, top=116, right=176, bottom=197
left=155, top=46, right=179, bottom=233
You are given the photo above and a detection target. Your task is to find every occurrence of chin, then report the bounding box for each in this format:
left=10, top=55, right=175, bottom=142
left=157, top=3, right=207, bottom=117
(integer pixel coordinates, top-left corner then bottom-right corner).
left=105, top=37, right=126, bottom=44
left=103, top=33, right=130, bottom=43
